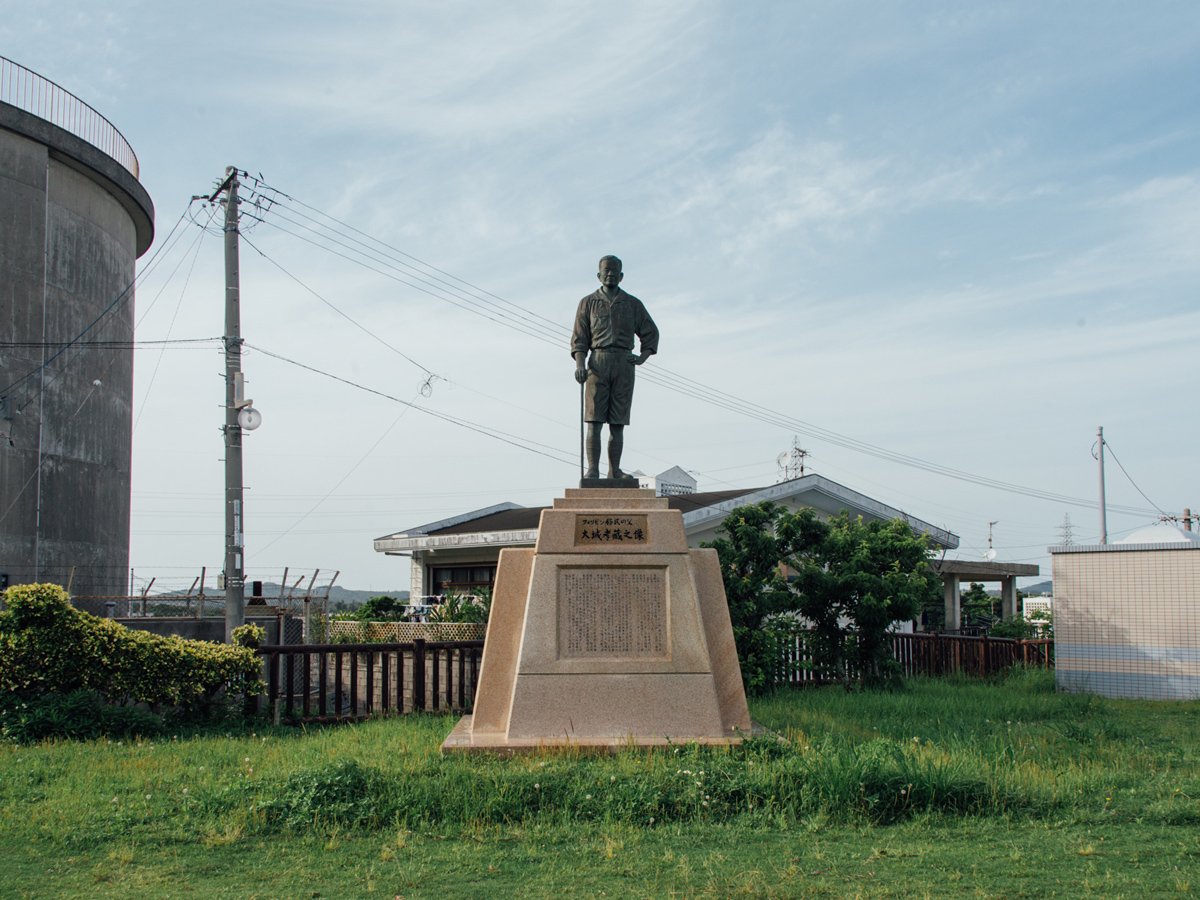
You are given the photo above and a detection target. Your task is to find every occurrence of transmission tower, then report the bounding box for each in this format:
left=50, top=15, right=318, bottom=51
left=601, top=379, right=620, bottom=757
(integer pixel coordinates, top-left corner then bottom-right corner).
left=1058, top=513, right=1076, bottom=547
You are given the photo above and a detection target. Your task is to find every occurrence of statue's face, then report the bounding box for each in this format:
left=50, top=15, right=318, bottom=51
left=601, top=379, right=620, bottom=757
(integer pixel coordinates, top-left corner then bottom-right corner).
left=598, top=262, right=623, bottom=288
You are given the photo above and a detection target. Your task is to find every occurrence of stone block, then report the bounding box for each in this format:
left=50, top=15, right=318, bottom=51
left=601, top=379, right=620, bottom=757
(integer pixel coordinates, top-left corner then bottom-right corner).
left=444, top=488, right=751, bottom=754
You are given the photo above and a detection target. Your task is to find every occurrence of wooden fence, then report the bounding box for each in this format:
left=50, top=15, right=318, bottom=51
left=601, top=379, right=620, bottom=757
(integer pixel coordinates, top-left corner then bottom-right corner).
left=257, top=632, right=1052, bottom=722
left=778, top=631, right=1053, bottom=687
left=257, top=638, right=483, bottom=722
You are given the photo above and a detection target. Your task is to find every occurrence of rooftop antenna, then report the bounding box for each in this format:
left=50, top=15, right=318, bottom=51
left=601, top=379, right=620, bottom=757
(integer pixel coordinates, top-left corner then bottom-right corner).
left=985, top=521, right=998, bottom=561
left=776, top=437, right=808, bottom=482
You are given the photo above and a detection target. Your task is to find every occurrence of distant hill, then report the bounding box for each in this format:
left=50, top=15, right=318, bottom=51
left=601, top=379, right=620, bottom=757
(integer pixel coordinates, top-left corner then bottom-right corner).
left=326, top=586, right=409, bottom=610
left=250, top=584, right=409, bottom=610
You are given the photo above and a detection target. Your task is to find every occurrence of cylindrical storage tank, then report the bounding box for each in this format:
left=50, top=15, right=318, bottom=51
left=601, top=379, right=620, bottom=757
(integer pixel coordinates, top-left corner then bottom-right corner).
left=0, top=65, right=154, bottom=612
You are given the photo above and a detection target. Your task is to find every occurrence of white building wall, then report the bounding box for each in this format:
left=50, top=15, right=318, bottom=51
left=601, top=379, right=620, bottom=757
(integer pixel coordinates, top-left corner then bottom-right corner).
left=1053, top=547, right=1200, bottom=700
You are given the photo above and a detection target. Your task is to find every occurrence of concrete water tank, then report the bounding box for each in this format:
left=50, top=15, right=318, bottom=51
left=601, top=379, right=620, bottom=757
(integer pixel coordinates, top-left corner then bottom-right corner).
left=0, top=59, right=154, bottom=610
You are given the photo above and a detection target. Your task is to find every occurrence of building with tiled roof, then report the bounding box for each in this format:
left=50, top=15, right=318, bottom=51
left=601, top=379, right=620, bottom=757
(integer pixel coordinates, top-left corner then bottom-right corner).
left=373, top=472, right=959, bottom=601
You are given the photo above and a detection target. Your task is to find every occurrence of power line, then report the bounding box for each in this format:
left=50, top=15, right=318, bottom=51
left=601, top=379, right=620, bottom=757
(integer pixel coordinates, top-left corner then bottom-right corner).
left=0, top=350, right=125, bottom=527
left=0, top=339, right=218, bottom=348
left=239, top=232, right=438, bottom=380
left=1103, top=440, right=1167, bottom=516
left=0, top=200, right=201, bottom=404
left=244, top=176, right=568, bottom=336
left=247, top=395, right=420, bottom=560
left=236, top=176, right=1157, bottom=516
left=134, top=216, right=210, bottom=432
left=244, top=342, right=576, bottom=466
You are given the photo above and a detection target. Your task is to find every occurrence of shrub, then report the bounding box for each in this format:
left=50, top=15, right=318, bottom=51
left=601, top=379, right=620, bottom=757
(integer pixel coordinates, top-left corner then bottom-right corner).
left=231, top=623, right=266, bottom=649
left=428, top=588, right=491, bottom=624
left=0, top=583, right=263, bottom=712
left=0, top=689, right=163, bottom=742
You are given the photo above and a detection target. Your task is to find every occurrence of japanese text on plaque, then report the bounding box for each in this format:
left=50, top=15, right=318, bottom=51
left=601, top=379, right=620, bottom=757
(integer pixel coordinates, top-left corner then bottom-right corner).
left=559, top=568, right=667, bottom=658
left=574, top=514, right=649, bottom=546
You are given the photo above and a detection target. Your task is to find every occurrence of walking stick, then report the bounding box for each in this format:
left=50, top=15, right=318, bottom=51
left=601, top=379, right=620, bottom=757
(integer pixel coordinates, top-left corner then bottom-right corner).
left=579, top=375, right=585, bottom=480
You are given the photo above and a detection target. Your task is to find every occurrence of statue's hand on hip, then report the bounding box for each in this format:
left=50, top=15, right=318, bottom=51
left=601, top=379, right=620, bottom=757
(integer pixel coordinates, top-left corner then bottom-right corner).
left=630, top=352, right=650, bottom=366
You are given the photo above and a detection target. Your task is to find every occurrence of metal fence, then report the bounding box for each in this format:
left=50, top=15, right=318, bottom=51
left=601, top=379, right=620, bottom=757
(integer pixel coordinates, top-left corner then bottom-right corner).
left=0, top=56, right=139, bottom=178
left=72, top=568, right=340, bottom=642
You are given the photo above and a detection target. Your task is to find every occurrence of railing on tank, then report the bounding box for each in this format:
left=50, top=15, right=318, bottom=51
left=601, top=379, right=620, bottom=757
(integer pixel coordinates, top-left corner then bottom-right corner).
left=0, top=56, right=139, bottom=179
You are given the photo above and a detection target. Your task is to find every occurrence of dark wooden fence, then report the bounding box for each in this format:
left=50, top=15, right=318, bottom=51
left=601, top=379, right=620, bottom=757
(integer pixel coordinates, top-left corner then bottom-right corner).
left=257, top=638, right=484, bottom=722
left=778, top=632, right=1053, bottom=687
left=257, top=632, right=1052, bottom=722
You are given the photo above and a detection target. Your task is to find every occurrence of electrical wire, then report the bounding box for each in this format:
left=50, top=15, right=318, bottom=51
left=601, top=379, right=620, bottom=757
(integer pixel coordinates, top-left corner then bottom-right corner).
left=239, top=232, right=437, bottom=379
left=133, top=217, right=209, bottom=432
left=247, top=395, right=421, bottom=560
left=0, top=339, right=218, bottom=348
left=234, top=176, right=1159, bottom=517
left=1102, top=440, right=1167, bottom=516
left=0, top=350, right=125, bottom=528
left=1, top=200, right=201, bottom=405
left=244, top=342, right=576, bottom=466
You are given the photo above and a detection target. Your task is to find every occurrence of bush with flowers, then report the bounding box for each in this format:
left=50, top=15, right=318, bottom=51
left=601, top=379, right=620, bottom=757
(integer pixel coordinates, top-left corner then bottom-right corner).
left=0, top=583, right=263, bottom=712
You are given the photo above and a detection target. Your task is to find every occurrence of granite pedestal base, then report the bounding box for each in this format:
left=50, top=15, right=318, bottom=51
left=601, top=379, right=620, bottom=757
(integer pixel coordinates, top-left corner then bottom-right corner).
left=441, top=488, right=751, bottom=754
left=579, top=476, right=640, bottom=489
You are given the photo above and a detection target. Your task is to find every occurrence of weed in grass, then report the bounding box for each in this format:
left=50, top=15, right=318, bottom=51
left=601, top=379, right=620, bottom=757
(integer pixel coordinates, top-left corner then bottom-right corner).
left=3, top=679, right=1200, bottom=898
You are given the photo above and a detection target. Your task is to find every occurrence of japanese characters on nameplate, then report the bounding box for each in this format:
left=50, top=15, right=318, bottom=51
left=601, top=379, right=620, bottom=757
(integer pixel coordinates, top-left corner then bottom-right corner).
left=574, top=514, right=649, bottom=546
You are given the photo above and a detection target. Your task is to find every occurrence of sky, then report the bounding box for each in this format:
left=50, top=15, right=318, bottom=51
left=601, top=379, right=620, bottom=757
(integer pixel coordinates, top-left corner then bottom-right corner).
left=4, top=1, right=1199, bottom=593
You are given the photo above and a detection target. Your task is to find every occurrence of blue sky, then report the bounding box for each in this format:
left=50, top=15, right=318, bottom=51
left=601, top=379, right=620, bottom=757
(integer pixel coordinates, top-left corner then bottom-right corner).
left=5, top=1, right=1199, bottom=591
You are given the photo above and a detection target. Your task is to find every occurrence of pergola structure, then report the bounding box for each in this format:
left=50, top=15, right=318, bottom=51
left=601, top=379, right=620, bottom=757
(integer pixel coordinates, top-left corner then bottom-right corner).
left=930, top=559, right=1040, bottom=631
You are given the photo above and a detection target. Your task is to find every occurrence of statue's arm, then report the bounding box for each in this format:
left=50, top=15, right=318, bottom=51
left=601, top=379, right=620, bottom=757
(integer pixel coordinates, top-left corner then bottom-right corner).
left=631, top=302, right=659, bottom=365
left=571, top=298, right=591, bottom=382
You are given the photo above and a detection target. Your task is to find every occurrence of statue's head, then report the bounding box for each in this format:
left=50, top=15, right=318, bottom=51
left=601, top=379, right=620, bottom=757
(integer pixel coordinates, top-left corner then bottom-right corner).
left=597, top=255, right=623, bottom=288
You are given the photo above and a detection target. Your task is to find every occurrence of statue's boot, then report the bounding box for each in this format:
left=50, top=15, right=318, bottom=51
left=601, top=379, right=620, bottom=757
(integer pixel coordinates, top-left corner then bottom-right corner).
left=607, top=426, right=627, bottom=479
left=585, top=424, right=602, bottom=479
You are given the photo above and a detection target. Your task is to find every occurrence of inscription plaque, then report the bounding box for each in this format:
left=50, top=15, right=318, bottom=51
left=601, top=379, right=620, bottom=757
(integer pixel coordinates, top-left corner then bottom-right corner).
left=558, top=567, right=667, bottom=659
left=574, top=514, right=649, bottom=546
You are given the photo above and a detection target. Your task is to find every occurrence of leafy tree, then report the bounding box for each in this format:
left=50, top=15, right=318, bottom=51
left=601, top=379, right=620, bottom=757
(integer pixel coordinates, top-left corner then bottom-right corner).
left=705, top=503, right=939, bottom=693
left=989, top=607, right=1053, bottom=640
left=353, top=595, right=408, bottom=622
left=702, top=502, right=826, bottom=696
left=788, top=511, right=939, bottom=688
left=960, top=582, right=995, bottom=626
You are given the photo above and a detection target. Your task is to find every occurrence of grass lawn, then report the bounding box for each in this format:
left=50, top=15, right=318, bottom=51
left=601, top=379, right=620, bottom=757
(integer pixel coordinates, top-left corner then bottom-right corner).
left=2, top=669, right=1197, bottom=899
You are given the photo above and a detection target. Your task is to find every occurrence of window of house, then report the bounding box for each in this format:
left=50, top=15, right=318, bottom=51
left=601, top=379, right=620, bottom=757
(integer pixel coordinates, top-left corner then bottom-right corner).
left=430, top=565, right=496, bottom=597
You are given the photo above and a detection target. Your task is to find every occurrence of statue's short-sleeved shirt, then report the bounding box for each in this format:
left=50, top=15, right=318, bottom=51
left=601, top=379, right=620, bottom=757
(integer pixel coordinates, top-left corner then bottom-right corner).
left=571, top=288, right=658, bottom=425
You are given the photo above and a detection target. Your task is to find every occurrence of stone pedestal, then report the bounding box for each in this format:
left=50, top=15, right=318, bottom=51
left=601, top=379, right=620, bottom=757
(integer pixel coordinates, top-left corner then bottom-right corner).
left=441, top=488, right=751, bottom=753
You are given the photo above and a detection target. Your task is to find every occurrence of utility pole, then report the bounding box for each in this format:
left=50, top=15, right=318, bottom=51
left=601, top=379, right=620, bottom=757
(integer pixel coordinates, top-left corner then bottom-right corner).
left=1096, top=426, right=1107, bottom=545
left=221, top=167, right=245, bottom=642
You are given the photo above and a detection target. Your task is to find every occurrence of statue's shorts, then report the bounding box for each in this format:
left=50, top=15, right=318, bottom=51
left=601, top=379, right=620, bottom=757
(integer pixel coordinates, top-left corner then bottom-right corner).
left=584, top=348, right=636, bottom=425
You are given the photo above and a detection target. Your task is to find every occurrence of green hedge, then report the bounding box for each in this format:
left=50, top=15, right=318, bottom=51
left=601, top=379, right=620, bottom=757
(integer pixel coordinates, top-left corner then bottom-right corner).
left=0, top=583, right=263, bottom=711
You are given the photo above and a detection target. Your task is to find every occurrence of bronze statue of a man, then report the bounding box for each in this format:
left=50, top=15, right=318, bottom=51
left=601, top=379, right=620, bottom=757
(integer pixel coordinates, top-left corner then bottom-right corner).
left=571, top=255, right=659, bottom=479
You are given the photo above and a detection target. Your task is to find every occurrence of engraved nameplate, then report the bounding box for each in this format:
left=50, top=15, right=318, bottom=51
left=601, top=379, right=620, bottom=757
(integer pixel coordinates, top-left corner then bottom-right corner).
left=558, top=568, right=667, bottom=659
left=574, top=514, right=649, bottom=546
